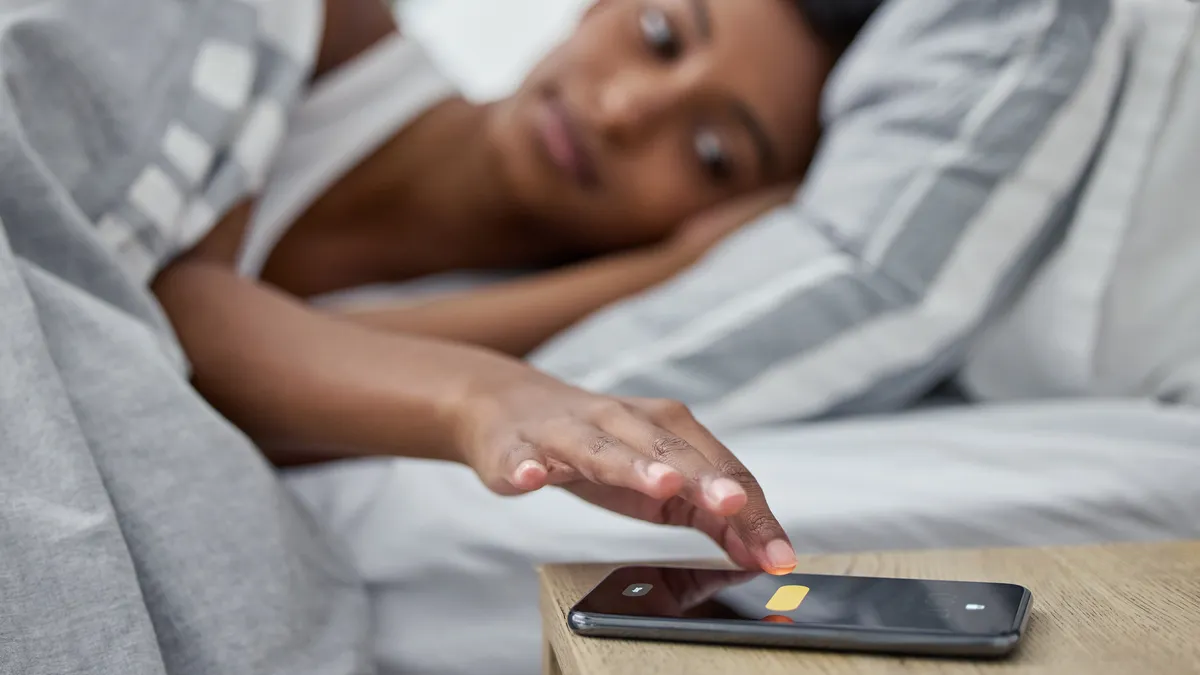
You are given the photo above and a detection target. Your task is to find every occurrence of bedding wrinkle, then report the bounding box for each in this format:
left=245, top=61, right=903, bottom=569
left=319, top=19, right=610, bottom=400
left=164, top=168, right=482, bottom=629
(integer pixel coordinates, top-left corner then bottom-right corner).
left=962, top=0, right=1199, bottom=401
left=860, top=0, right=1056, bottom=270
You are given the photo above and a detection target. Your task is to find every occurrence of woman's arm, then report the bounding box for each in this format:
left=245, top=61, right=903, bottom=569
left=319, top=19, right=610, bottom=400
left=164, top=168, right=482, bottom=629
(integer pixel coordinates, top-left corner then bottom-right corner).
left=339, top=244, right=693, bottom=357
left=153, top=254, right=481, bottom=465
left=340, top=185, right=797, bottom=356
left=151, top=250, right=797, bottom=574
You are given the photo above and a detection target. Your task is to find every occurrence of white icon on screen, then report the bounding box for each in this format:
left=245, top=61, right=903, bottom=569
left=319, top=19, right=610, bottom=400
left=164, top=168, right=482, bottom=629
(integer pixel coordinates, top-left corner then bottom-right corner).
left=623, top=583, right=653, bottom=597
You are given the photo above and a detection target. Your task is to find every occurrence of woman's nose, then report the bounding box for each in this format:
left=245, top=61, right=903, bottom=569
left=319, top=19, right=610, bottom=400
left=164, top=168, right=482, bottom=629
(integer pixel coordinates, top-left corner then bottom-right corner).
left=594, top=73, right=676, bottom=144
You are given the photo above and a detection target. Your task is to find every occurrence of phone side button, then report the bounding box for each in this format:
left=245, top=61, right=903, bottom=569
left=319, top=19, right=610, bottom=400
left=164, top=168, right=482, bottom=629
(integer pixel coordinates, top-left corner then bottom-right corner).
left=568, top=612, right=594, bottom=632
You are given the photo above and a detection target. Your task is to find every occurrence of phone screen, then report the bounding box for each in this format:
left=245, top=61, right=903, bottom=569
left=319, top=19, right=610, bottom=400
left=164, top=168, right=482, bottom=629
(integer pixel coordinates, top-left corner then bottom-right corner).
left=573, top=566, right=1028, bottom=636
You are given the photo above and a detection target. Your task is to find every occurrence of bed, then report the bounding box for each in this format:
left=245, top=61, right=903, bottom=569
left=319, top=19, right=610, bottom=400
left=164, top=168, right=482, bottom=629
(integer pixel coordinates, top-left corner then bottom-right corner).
left=280, top=2, right=1200, bottom=674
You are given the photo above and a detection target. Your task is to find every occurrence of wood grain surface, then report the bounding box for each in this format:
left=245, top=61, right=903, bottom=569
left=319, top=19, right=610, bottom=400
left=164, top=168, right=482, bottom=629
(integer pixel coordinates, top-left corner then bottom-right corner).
left=539, top=541, right=1200, bottom=675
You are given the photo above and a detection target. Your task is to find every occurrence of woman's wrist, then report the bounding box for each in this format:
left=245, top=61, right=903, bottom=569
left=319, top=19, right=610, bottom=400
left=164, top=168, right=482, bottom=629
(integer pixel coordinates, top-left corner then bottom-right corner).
left=393, top=340, right=534, bottom=467
left=651, top=236, right=708, bottom=276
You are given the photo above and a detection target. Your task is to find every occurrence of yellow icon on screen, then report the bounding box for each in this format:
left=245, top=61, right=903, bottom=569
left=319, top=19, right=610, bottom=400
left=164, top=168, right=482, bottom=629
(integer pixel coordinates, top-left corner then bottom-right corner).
left=765, top=585, right=810, bottom=612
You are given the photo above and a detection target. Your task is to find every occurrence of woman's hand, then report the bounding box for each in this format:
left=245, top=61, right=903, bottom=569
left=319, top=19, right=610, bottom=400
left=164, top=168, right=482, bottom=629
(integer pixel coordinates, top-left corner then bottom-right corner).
left=663, top=183, right=800, bottom=267
left=449, top=362, right=797, bottom=575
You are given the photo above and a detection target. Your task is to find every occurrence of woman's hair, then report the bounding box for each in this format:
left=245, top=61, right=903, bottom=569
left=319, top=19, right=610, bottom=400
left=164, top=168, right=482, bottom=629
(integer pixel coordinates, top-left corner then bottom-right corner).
left=792, top=0, right=887, bottom=51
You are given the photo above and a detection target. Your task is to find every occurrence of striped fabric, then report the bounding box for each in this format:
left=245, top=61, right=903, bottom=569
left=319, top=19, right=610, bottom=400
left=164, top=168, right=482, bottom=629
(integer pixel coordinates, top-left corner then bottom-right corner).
left=529, top=0, right=1117, bottom=430
left=82, top=0, right=323, bottom=284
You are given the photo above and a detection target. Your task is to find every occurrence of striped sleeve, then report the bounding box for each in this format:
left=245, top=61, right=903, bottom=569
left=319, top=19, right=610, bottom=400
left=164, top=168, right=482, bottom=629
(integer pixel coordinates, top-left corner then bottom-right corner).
left=528, top=0, right=1120, bottom=430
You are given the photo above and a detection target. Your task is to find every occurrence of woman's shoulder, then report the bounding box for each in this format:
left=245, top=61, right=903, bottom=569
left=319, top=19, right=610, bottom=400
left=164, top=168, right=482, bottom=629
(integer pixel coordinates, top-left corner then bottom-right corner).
left=238, top=30, right=461, bottom=279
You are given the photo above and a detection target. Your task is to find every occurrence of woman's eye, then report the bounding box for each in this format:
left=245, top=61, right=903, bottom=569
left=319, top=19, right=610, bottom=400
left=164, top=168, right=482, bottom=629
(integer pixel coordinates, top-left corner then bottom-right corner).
left=694, top=129, right=733, bottom=183
left=640, top=8, right=681, bottom=61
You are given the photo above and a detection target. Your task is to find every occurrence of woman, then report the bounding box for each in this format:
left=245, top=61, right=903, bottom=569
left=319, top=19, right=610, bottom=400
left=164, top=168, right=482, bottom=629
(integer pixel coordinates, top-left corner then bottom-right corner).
left=149, top=0, right=881, bottom=577
left=182, top=0, right=870, bottom=356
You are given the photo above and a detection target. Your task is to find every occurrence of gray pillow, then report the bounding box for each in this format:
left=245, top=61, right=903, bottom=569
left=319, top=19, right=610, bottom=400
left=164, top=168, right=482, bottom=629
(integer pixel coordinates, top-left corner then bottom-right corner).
left=529, top=0, right=1120, bottom=430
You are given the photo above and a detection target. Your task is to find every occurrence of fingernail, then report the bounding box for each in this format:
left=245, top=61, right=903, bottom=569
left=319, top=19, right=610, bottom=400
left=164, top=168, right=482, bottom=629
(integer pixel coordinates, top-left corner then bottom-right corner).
left=706, top=478, right=745, bottom=504
left=514, top=459, right=547, bottom=483
left=644, top=462, right=677, bottom=483
left=765, top=539, right=797, bottom=574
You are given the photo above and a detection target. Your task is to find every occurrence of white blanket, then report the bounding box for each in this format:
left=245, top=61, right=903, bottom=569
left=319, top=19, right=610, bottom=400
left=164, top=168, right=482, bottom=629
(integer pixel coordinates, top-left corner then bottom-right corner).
left=284, top=400, right=1200, bottom=675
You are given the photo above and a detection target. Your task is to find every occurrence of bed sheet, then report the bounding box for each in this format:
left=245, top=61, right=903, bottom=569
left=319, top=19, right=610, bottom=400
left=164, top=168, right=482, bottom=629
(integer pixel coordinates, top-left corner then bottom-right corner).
left=283, top=399, right=1200, bottom=675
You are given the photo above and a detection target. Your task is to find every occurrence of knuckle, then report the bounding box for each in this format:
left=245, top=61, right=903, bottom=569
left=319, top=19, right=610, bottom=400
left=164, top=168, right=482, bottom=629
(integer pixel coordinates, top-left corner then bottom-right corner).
left=587, top=435, right=621, bottom=457
left=651, top=434, right=693, bottom=462
left=743, top=510, right=782, bottom=538
left=715, top=458, right=756, bottom=485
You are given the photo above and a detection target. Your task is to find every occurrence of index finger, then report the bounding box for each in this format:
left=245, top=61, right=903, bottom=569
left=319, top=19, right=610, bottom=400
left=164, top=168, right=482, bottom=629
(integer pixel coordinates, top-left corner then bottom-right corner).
left=648, top=407, right=797, bottom=576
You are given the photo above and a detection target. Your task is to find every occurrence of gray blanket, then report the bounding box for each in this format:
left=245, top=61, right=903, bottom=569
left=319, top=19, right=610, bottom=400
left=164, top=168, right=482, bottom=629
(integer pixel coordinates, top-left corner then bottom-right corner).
left=0, top=0, right=371, bottom=672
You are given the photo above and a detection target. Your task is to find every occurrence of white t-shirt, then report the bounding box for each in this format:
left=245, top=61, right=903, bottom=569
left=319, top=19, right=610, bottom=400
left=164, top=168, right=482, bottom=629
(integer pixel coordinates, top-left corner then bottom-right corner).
left=238, top=32, right=459, bottom=278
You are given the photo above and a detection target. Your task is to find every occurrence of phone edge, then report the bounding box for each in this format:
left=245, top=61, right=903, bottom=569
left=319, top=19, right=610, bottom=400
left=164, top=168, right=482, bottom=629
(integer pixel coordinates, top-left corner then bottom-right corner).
left=567, top=609, right=1027, bottom=659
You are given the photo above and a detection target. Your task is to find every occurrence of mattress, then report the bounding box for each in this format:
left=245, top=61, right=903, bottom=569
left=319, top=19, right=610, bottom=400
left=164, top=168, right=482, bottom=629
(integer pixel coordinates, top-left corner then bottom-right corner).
left=283, top=399, right=1200, bottom=675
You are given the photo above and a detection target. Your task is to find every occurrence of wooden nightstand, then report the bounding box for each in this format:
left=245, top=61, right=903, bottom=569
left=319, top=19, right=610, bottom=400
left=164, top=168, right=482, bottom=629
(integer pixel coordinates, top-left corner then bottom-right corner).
left=540, top=541, right=1200, bottom=674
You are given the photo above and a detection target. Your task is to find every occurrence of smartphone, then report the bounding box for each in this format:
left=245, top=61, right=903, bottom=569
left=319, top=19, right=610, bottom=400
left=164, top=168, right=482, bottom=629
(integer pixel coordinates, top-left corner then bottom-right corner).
left=568, top=566, right=1033, bottom=658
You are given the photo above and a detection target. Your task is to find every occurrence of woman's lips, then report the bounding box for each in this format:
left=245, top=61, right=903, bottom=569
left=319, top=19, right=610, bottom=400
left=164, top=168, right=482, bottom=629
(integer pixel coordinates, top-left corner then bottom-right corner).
left=534, top=96, right=598, bottom=189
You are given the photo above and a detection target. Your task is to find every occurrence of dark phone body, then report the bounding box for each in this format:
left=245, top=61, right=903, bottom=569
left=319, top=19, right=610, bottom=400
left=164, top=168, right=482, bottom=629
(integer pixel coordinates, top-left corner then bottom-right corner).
left=568, top=566, right=1033, bottom=658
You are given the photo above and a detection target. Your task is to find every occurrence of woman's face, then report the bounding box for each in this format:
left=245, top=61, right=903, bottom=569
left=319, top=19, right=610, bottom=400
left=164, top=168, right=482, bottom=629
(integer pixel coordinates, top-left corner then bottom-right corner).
left=486, top=0, right=832, bottom=251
